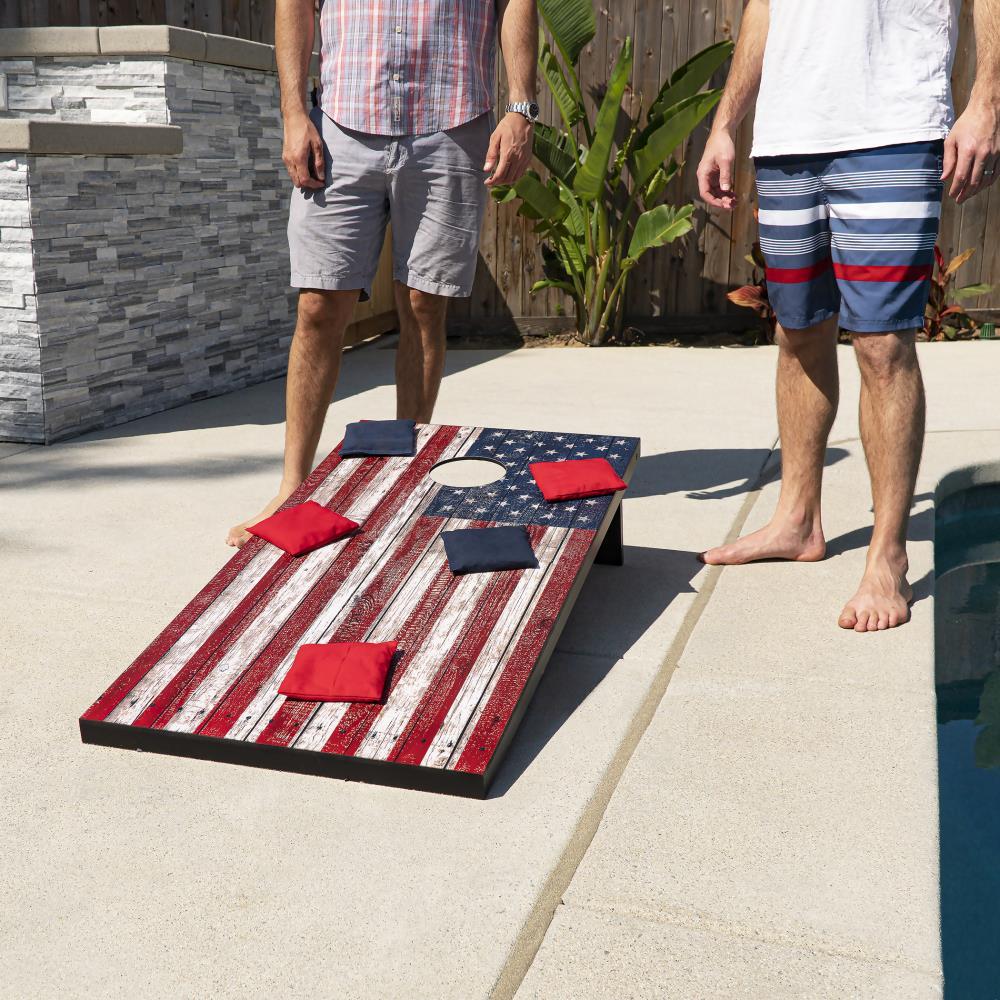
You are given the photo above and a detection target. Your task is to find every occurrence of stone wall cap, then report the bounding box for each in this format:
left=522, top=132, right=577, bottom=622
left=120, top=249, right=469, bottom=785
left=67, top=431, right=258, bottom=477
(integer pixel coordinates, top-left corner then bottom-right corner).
left=0, top=25, right=318, bottom=74
left=98, top=25, right=208, bottom=62
left=0, top=120, right=183, bottom=155
left=0, top=26, right=101, bottom=57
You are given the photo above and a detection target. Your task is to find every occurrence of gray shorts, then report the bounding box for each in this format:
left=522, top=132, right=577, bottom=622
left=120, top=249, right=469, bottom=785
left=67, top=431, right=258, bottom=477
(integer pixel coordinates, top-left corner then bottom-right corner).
left=288, top=108, right=492, bottom=299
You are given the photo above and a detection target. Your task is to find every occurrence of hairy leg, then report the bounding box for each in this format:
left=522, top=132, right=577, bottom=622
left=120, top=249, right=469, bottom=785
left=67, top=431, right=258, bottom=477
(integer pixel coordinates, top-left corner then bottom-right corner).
left=838, top=330, right=924, bottom=631
left=394, top=282, right=449, bottom=423
left=701, top=316, right=839, bottom=565
left=226, top=288, right=359, bottom=547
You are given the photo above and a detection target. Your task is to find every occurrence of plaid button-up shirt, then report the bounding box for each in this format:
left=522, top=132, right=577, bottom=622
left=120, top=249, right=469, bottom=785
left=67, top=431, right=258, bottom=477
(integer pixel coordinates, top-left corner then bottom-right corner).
left=318, top=0, right=498, bottom=136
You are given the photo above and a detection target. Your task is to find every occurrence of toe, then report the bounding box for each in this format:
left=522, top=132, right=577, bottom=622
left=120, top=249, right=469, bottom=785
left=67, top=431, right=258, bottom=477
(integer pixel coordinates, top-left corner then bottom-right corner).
left=854, top=609, right=870, bottom=633
left=839, top=605, right=858, bottom=629
left=876, top=610, right=889, bottom=630
left=867, top=612, right=880, bottom=632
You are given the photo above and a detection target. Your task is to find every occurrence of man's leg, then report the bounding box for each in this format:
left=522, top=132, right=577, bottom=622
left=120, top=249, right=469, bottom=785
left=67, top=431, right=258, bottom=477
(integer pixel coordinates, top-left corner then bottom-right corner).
left=701, top=315, right=839, bottom=564
left=394, top=282, right=449, bottom=423
left=226, top=288, right=359, bottom=547
left=838, top=330, right=924, bottom=631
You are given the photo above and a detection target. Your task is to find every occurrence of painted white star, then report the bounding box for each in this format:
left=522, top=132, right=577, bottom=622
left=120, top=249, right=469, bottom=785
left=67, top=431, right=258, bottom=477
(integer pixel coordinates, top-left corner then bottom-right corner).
left=597, top=444, right=608, bottom=451
left=496, top=453, right=506, bottom=459
left=542, top=513, right=554, bottom=520
left=586, top=499, right=598, bottom=505
left=442, top=504, right=454, bottom=511
left=519, top=494, right=531, bottom=500
left=566, top=505, right=577, bottom=512
left=483, top=444, right=495, bottom=451
left=476, top=507, right=488, bottom=514
left=555, top=436, right=565, bottom=441
left=504, top=439, right=514, bottom=444
left=487, top=491, right=497, bottom=497
left=491, top=431, right=504, bottom=437
left=610, top=453, right=620, bottom=459
left=515, top=447, right=525, bottom=453
left=546, top=449, right=558, bottom=455
left=585, top=437, right=594, bottom=442
left=575, top=451, right=586, bottom=457
left=499, top=500, right=508, bottom=506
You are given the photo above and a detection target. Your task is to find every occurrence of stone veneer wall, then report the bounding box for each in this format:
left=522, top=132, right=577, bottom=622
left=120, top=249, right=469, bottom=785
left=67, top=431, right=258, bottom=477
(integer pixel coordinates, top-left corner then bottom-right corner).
left=0, top=29, right=393, bottom=444
left=0, top=155, right=41, bottom=440
left=0, top=55, right=170, bottom=123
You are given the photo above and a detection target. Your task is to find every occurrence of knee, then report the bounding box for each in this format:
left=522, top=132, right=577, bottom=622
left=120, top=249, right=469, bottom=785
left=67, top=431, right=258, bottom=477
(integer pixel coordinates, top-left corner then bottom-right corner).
left=297, top=289, right=356, bottom=330
left=854, top=332, right=917, bottom=384
left=404, top=288, right=449, bottom=326
left=775, top=325, right=831, bottom=362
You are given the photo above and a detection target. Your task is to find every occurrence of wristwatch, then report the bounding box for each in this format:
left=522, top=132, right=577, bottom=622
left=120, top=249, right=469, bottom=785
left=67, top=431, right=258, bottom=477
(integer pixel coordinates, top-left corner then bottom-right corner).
left=506, top=101, right=540, bottom=124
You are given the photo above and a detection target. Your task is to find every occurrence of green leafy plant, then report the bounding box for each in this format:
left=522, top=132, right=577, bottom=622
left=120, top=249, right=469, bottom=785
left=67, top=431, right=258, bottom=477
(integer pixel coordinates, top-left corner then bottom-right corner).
left=925, top=245, right=994, bottom=341
left=726, top=223, right=776, bottom=339
left=492, top=3, right=733, bottom=345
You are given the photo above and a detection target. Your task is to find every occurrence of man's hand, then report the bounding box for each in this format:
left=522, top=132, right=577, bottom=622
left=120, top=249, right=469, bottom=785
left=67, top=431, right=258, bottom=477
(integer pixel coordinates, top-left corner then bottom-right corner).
left=282, top=110, right=325, bottom=189
left=943, top=97, right=1000, bottom=204
left=484, top=112, right=534, bottom=187
left=697, top=129, right=738, bottom=211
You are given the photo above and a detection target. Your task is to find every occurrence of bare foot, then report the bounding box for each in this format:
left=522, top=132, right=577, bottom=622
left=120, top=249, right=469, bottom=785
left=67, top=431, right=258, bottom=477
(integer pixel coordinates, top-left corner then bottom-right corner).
left=226, top=480, right=301, bottom=549
left=838, top=552, right=912, bottom=632
left=699, top=516, right=826, bottom=566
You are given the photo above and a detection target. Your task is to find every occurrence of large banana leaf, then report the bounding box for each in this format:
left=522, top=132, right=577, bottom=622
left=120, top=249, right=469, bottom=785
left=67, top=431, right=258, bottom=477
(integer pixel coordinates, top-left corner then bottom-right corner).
left=557, top=181, right=586, bottom=237
left=533, top=122, right=578, bottom=183
left=537, top=0, right=596, bottom=66
left=513, top=171, right=568, bottom=223
left=647, top=40, right=734, bottom=125
left=626, top=203, right=694, bottom=263
left=631, top=89, right=721, bottom=188
left=540, top=43, right=583, bottom=132
left=573, top=37, right=633, bottom=202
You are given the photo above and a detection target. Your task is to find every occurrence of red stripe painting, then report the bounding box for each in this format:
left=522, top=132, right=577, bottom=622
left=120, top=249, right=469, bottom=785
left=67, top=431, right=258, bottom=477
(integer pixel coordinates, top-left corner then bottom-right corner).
left=80, top=424, right=640, bottom=796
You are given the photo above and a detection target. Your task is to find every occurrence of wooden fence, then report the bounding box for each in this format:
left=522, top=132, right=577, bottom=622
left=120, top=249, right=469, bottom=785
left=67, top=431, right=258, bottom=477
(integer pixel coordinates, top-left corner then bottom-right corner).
left=6, top=0, right=998, bottom=326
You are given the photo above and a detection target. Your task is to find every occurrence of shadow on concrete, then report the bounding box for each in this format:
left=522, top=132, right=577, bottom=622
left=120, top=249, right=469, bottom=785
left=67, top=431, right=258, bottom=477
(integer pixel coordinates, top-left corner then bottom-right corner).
left=489, top=544, right=699, bottom=797
left=629, top=446, right=849, bottom=501
left=0, top=343, right=517, bottom=490
left=80, top=339, right=513, bottom=442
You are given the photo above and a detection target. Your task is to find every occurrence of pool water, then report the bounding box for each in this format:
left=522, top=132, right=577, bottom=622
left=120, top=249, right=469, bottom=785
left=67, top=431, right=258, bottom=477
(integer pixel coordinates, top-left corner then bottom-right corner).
left=935, top=484, right=1000, bottom=999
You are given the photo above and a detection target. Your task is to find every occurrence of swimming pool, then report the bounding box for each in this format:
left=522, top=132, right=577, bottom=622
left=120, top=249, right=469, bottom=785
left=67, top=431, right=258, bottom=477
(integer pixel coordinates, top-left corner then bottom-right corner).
left=935, top=479, right=1000, bottom=999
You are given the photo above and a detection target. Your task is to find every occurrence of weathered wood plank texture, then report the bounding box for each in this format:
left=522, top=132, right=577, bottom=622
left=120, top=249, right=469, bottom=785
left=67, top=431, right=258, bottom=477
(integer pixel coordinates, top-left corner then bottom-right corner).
left=8, top=0, right=997, bottom=317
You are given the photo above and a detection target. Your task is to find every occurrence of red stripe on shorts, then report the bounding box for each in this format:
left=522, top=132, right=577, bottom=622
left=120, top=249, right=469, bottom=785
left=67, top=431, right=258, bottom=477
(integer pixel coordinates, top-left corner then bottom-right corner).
left=832, top=263, right=932, bottom=282
left=764, top=258, right=833, bottom=284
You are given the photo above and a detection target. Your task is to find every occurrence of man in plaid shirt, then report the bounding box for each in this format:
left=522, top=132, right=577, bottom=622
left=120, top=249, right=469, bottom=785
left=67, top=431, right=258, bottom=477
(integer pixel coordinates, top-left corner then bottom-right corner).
left=228, top=0, right=538, bottom=548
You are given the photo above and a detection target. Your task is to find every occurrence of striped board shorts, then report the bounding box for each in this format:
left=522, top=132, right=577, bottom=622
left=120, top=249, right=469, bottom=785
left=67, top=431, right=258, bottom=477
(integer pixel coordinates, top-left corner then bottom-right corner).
left=754, top=141, right=944, bottom=333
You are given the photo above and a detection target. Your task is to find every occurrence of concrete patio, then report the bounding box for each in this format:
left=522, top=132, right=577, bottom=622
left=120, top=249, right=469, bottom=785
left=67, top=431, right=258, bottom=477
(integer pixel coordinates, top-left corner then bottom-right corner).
left=3, top=339, right=998, bottom=998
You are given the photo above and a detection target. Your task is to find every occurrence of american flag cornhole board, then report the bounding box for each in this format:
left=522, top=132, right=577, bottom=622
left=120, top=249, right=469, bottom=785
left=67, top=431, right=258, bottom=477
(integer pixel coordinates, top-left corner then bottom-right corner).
left=80, top=424, right=640, bottom=797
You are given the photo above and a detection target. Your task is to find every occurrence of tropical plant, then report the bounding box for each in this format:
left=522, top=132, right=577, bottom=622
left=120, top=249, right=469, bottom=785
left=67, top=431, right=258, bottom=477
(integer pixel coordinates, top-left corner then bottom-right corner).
left=726, top=227, right=776, bottom=339
left=492, top=2, right=733, bottom=345
left=925, top=245, right=994, bottom=341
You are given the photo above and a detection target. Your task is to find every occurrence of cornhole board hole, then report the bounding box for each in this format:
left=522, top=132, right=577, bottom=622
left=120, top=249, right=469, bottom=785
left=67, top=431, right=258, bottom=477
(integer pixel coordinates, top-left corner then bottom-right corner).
left=80, top=424, right=640, bottom=797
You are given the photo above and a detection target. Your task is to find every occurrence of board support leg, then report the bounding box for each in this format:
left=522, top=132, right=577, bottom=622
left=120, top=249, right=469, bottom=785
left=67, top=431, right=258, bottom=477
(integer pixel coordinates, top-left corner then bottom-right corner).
left=595, top=504, right=624, bottom=566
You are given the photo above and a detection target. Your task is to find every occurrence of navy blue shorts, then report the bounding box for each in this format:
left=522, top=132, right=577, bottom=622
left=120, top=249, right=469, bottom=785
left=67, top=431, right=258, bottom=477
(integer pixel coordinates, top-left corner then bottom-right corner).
left=754, top=140, right=944, bottom=333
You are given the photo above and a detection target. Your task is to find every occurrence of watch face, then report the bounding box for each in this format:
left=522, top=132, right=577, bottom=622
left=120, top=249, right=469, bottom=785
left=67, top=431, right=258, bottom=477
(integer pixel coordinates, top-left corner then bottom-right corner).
left=529, top=103, right=540, bottom=119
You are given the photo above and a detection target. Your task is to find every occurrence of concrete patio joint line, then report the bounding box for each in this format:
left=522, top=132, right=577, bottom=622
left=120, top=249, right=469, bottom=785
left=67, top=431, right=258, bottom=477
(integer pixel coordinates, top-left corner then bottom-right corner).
left=489, top=439, right=779, bottom=1000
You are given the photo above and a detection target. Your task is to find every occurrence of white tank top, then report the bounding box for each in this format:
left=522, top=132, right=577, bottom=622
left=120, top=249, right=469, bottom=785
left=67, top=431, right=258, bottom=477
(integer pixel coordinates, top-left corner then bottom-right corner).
left=751, top=0, right=961, bottom=157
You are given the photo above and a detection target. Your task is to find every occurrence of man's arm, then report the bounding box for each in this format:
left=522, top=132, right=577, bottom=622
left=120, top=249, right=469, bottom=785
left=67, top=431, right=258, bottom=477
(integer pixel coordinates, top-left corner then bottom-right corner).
left=696, top=0, right=769, bottom=211
left=276, top=0, right=324, bottom=189
left=944, top=0, right=1000, bottom=203
left=484, top=0, right=538, bottom=187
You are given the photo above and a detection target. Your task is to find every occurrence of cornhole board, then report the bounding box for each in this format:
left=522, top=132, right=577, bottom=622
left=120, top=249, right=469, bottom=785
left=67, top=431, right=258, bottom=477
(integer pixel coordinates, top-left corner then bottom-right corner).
left=80, top=424, right=640, bottom=797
